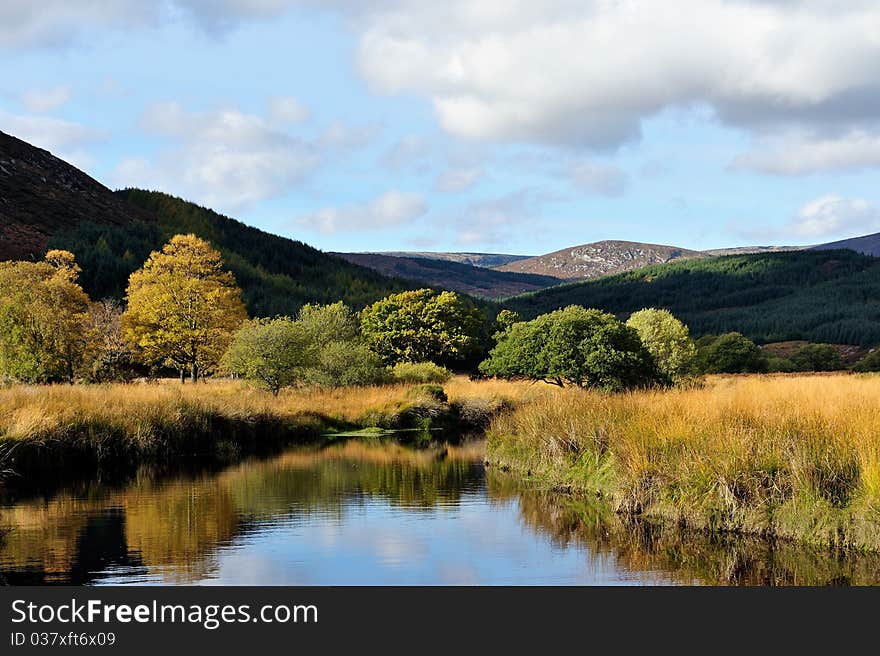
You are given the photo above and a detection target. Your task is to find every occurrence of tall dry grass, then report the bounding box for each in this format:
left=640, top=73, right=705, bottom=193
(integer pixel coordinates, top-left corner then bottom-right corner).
left=487, top=374, right=880, bottom=549
left=0, top=376, right=536, bottom=478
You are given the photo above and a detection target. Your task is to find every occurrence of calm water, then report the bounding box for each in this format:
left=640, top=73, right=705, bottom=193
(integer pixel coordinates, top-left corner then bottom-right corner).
left=1, top=439, right=878, bottom=585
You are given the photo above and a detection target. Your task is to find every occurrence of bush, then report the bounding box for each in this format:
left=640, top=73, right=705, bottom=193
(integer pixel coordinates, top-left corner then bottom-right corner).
left=696, top=332, right=767, bottom=374
left=791, top=343, right=845, bottom=372
left=766, top=356, right=797, bottom=373
left=854, top=350, right=880, bottom=373
left=390, top=362, right=453, bottom=384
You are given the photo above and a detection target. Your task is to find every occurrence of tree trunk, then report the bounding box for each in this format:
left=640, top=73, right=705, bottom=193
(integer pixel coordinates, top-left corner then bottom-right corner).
left=180, top=369, right=186, bottom=384
left=191, top=361, right=199, bottom=384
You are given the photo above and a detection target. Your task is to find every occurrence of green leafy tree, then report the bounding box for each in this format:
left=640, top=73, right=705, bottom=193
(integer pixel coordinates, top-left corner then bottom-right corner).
left=221, top=317, right=310, bottom=394
left=697, top=332, right=767, bottom=374
left=480, top=305, right=660, bottom=391
left=122, top=234, right=248, bottom=382
left=0, top=250, right=91, bottom=383
left=626, top=308, right=696, bottom=381
left=790, top=343, right=845, bottom=372
left=360, top=289, right=484, bottom=366
left=305, top=340, right=388, bottom=387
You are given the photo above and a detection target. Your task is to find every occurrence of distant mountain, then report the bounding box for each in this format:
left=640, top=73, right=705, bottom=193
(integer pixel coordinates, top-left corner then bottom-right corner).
left=379, top=251, right=530, bottom=268
left=703, top=245, right=804, bottom=256
left=504, top=249, right=880, bottom=347
left=812, top=232, right=880, bottom=257
left=0, top=130, right=152, bottom=261
left=496, top=240, right=709, bottom=280
left=335, top=252, right=561, bottom=299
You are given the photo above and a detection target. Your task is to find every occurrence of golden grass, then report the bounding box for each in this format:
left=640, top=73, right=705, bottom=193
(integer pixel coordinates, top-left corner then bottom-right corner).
left=0, top=376, right=537, bottom=478
left=487, top=374, right=880, bottom=550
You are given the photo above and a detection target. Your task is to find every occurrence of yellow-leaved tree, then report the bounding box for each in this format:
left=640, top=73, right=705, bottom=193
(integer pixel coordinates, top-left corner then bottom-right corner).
left=122, top=234, right=247, bottom=382
left=0, top=249, right=91, bottom=383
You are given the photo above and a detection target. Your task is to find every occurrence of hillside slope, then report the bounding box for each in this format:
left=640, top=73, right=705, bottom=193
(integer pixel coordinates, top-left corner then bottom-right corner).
left=812, top=232, right=880, bottom=257
left=505, top=250, right=880, bottom=347
left=48, top=190, right=416, bottom=316
left=334, top=252, right=561, bottom=299
left=379, top=251, right=529, bottom=268
left=497, top=240, right=708, bottom=279
left=0, top=130, right=152, bottom=261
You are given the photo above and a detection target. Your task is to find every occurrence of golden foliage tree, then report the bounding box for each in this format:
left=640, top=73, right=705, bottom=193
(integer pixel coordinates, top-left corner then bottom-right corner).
left=122, top=234, right=247, bottom=382
left=0, top=250, right=91, bottom=382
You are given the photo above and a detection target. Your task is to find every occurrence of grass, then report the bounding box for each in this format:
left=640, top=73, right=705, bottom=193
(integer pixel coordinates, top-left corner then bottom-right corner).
left=0, top=376, right=535, bottom=482
left=486, top=374, right=880, bottom=551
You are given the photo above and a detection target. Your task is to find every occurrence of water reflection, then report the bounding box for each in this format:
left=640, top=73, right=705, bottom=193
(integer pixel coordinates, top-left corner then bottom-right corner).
left=1, top=439, right=878, bottom=585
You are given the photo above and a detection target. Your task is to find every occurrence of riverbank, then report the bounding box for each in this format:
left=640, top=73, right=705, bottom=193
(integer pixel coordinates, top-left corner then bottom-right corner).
left=0, top=377, right=539, bottom=484
left=486, top=374, right=880, bottom=551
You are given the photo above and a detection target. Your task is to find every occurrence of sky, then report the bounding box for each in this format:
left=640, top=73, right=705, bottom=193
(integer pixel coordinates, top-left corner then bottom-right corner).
left=2, top=0, right=880, bottom=255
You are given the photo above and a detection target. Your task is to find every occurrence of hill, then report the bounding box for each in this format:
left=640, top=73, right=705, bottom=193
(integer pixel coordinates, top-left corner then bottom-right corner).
left=48, top=190, right=417, bottom=317
left=703, top=245, right=804, bottom=256
left=496, top=240, right=708, bottom=279
left=504, top=250, right=880, bottom=347
left=379, top=251, right=529, bottom=268
left=812, top=232, right=880, bottom=257
left=334, top=252, right=561, bottom=299
left=0, top=130, right=152, bottom=261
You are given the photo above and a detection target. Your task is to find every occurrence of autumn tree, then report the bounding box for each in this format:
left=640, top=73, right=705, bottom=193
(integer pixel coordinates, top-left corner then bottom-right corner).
left=122, top=234, right=247, bottom=382
left=82, top=299, right=136, bottom=382
left=0, top=250, right=91, bottom=383
left=360, top=289, right=484, bottom=366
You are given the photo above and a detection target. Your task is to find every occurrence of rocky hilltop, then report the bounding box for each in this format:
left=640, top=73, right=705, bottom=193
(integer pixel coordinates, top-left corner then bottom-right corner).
left=496, top=240, right=709, bottom=280
left=0, top=130, right=151, bottom=261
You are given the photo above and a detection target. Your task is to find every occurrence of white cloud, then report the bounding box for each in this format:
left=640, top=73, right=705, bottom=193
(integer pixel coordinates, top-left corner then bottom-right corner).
left=0, top=110, right=103, bottom=152
left=268, top=96, right=309, bottom=124
left=318, top=120, right=381, bottom=150
left=789, top=195, right=880, bottom=238
left=382, top=134, right=428, bottom=170
left=340, top=0, right=880, bottom=163
left=21, top=85, right=71, bottom=112
left=569, top=160, right=627, bottom=196
left=295, top=189, right=427, bottom=233
left=434, top=167, right=482, bottom=193
left=113, top=102, right=318, bottom=210
left=734, top=129, right=880, bottom=175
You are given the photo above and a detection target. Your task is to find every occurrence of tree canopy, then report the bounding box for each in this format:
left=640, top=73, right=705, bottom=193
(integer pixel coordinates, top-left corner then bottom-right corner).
left=626, top=308, right=696, bottom=381
left=479, top=305, right=660, bottom=391
left=122, top=234, right=248, bottom=382
left=0, top=250, right=91, bottom=383
left=360, top=288, right=484, bottom=366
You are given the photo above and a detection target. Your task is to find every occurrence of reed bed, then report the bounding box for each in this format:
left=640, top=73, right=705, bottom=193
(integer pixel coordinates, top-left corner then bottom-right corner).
left=0, top=377, right=535, bottom=479
left=487, top=374, right=880, bottom=550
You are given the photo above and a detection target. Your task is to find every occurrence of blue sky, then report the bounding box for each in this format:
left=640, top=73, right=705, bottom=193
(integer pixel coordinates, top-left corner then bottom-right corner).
left=2, top=1, right=880, bottom=255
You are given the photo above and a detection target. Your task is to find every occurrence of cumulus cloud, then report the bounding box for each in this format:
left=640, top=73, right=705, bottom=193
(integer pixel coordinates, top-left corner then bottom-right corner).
left=319, top=120, right=381, bottom=150
left=0, top=110, right=102, bottom=151
left=20, top=85, right=72, bottom=112
left=268, top=96, right=309, bottom=124
left=434, top=167, right=482, bottom=193
left=788, top=195, right=880, bottom=238
left=294, top=189, right=427, bottom=233
left=113, top=101, right=318, bottom=210
left=382, top=134, right=428, bottom=170
left=342, top=0, right=880, bottom=167
left=569, top=160, right=627, bottom=196
left=734, top=130, right=880, bottom=175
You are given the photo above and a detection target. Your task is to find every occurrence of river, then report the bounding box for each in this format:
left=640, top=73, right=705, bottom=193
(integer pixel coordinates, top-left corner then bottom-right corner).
left=1, top=439, right=877, bottom=585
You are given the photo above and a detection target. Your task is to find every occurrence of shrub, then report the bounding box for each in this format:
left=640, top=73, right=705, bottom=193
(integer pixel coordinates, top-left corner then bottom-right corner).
left=854, top=349, right=880, bottom=373
left=696, top=332, right=767, bottom=374
left=790, top=343, right=845, bottom=372
left=390, top=362, right=453, bottom=384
